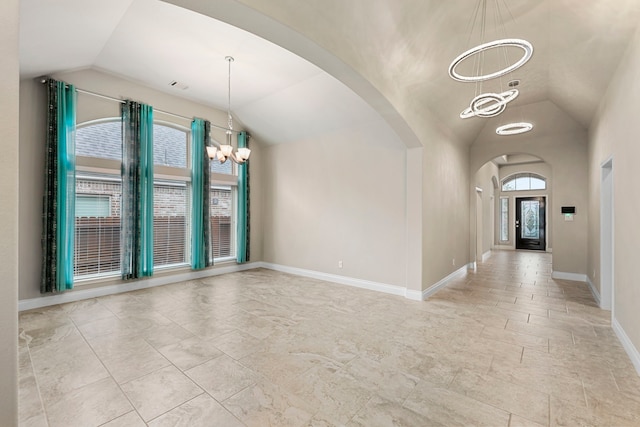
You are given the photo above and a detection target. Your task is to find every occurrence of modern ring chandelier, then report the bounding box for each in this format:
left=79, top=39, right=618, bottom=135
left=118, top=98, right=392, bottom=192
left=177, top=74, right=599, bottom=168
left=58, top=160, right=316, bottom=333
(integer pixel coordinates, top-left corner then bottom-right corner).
left=496, top=122, right=533, bottom=135
left=206, top=56, right=251, bottom=164
left=449, top=0, right=533, bottom=122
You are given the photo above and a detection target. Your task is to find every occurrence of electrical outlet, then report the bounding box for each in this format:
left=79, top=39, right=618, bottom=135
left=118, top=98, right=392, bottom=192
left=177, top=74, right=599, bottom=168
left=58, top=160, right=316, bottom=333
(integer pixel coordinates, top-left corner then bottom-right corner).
left=338, top=260, right=343, bottom=268
left=452, top=258, right=455, bottom=266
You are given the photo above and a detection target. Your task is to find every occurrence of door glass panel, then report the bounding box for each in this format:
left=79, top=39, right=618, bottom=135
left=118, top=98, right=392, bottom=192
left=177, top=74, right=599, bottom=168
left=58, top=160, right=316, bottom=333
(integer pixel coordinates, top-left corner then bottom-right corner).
left=521, top=200, right=540, bottom=239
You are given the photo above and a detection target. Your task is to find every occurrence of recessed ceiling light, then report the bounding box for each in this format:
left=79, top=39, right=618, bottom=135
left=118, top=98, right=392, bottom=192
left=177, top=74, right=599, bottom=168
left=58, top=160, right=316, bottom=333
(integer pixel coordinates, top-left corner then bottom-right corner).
left=496, top=122, right=533, bottom=135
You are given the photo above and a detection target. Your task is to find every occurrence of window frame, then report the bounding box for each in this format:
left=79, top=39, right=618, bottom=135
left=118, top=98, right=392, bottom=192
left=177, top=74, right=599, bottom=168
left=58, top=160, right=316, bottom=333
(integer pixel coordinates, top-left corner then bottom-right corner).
left=74, top=117, right=196, bottom=282
left=209, top=136, right=239, bottom=264
left=499, top=196, right=509, bottom=243
left=501, top=172, right=547, bottom=192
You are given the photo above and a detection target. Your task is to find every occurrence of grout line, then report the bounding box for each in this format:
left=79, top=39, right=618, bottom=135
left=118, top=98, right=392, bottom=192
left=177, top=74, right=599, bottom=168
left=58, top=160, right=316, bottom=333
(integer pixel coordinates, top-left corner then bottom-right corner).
left=609, top=368, right=621, bottom=392
left=70, top=311, right=146, bottom=425
left=23, top=339, right=51, bottom=427
left=581, top=378, right=589, bottom=409
left=143, top=391, right=206, bottom=425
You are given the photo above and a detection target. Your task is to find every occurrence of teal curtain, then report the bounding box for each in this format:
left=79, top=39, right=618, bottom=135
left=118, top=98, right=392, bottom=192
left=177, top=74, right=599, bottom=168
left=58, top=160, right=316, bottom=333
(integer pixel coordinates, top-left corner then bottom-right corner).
left=237, top=131, right=250, bottom=263
left=121, top=101, right=154, bottom=279
left=191, top=118, right=212, bottom=269
left=41, top=79, right=77, bottom=293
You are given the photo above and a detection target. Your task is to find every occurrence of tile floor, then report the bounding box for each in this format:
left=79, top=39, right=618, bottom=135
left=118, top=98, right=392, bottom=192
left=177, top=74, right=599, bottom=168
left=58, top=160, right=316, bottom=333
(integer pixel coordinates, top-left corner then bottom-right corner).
left=18, top=251, right=640, bottom=426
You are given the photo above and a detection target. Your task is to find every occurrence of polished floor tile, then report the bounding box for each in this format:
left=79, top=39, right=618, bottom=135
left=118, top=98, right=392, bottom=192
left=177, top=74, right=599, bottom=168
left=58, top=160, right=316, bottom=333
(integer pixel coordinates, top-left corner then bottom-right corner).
left=120, top=365, right=203, bottom=422
left=18, top=251, right=640, bottom=426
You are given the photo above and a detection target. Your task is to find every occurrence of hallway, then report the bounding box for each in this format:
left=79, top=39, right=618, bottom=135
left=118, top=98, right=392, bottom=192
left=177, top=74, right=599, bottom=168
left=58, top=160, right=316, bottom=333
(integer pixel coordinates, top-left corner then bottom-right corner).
left=18, top=251, right=640, bottom=426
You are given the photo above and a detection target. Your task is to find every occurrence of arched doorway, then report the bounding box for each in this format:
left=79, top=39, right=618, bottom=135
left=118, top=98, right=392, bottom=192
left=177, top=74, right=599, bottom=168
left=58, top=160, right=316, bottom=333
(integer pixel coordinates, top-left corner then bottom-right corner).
left=472, top=153, right=552, bottom=263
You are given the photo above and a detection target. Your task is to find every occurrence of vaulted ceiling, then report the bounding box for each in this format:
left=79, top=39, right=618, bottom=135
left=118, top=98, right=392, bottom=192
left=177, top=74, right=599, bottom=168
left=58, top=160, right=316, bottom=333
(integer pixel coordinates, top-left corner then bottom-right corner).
left=19, top=0, right=640, bottom=147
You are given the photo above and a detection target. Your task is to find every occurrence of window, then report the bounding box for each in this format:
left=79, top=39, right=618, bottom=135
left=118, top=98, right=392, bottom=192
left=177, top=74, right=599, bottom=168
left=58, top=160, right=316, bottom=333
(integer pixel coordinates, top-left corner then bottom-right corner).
left=73, top=114, right=240, bottom=281
left=74, top=173, right=121, bottom=278
left=209, top=139, right=238, bottom=262
left=210, top=185, right=234, bottom=259
left=74, top=119, right=192, bottom=279
left=211, top=157, right=233, bottom=175
left=76, top=120, right=122, bottom=160
left=500, top=197, right=509, bottom=242
left=154, top=124, right=187, bottom=168
left=501, top=173, right=546, bottom=191
left=154, top=180, right=189, bottom=268
left=76, top=194, right=111, bottom=217
left=153, top=123, right=191, bottom=269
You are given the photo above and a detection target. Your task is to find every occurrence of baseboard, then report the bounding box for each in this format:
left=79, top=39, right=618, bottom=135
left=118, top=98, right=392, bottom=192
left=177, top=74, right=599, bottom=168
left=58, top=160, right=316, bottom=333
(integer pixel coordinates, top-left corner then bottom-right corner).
left=18, top=262, right=261, bottom=312
left=259, top=262, right=406, bottom=298
left=422, top=264, right=470, bottom=300
left=551, top=271, right=587, bottom=282
left=585, top=275, right=601, bottom=307
left=404, top=289, right=423, bottom=301
left=612, top=317, right=640, bottom=376
left=482, top=250, right=491, bottom=262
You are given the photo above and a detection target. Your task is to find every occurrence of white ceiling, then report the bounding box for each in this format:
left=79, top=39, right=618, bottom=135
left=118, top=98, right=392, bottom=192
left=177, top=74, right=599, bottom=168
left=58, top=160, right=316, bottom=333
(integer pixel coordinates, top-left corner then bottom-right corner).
left=19, top=0, right=640, bottom=147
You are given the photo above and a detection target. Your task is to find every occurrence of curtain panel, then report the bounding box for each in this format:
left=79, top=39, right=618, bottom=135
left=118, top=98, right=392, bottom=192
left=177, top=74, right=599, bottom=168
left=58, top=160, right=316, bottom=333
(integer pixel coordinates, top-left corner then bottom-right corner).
left=41, top=79, right=77, bottom=293
left=121, top=100, right=154, bottom=279
left=191, top=118, right=212, bottom=269
left=237, top=131, right=250, bottom=263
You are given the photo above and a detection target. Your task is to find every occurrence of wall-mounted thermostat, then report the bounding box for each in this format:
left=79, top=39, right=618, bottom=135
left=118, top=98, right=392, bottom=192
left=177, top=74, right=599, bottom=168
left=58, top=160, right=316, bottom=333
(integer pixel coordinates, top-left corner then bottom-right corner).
left=562, top=206, right=576, bottom=221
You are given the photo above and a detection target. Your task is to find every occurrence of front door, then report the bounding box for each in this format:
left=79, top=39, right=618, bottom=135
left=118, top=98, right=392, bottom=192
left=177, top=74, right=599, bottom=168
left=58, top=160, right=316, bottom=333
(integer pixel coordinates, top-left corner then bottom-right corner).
left=515, top=197, right=546, bottom=251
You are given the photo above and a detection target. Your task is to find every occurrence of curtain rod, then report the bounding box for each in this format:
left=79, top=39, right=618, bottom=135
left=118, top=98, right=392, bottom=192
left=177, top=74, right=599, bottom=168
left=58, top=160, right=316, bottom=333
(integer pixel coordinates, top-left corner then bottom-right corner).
left=40, top=78, right=243, bottom=134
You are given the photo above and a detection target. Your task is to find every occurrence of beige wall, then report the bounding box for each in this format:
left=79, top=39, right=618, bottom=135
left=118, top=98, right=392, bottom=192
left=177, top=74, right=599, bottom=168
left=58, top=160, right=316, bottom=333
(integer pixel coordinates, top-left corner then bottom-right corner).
left=473, top=161, right=499, bottom=259
left=19, top=69, right=264, bottom=300
left=471, top=101, right=588, bottom=276
left=0, top=0, right=19, bottom=423
left=262, top=120, right=408, bottom=288
left=167, top=0, right=472, bottom=293
left=589, top=24, right=640, bottom=353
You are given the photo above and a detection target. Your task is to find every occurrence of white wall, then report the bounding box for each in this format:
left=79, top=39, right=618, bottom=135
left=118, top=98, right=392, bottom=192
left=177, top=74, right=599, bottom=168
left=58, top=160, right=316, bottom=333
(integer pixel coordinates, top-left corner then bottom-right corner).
left=589, top=23, right=640, bottom=361
left=19, top=69, right=264, bottom=301
left=471, top=101, right=588, bottom=276
left=0, top=0, right=19, bottom=423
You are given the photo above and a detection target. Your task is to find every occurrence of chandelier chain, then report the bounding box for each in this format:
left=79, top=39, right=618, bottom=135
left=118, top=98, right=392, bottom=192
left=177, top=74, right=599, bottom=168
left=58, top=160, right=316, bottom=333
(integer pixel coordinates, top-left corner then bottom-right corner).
left=226, top=56, right=234, bottom=132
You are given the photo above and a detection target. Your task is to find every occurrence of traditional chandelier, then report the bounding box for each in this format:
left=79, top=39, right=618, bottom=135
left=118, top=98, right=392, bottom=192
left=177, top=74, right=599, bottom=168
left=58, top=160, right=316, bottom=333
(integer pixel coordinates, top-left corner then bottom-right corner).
left=206, top=56, right=251, bottom=164
left=449, top=0, right=533, bottom=120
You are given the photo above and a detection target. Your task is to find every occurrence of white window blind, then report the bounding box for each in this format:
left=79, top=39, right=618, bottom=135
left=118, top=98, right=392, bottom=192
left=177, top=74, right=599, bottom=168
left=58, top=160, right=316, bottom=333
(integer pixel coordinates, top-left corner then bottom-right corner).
left=154, top=180, right=190, bottom=268
left=210, top=185, right=234, bottom=260
left=74, top=175, right=121, bottom=278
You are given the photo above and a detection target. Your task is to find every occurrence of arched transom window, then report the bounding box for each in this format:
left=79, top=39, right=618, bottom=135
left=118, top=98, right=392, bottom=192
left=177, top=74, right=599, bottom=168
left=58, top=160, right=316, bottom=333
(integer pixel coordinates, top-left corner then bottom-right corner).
left=501, top=173, right=546, bottom=191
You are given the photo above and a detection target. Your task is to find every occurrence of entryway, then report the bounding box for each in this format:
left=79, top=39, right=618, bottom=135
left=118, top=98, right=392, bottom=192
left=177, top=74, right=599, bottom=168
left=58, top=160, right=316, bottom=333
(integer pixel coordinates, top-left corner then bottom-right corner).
left=515, top=196, right=546, bottom=251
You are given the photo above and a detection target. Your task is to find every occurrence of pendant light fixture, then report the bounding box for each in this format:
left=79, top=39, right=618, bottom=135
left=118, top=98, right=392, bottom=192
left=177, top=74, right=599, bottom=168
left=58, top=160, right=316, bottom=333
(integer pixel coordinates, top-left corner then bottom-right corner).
left=448, top=0, right=533, bottom=120
left=496, top=122, right=533, bottom=135
left=206, top=56, right=251, bottom=164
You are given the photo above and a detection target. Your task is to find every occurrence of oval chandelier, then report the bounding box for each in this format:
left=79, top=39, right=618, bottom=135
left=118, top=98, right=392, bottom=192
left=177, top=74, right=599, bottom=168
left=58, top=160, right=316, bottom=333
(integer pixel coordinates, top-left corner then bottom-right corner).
left=448, top=39, right=533, bottom=83
left=496, top=122, right=533, bottom=135
left=206, top=56, right=251, bottom=164
left=460, top=89, right=519, bottom=119
left=449, top=0, right=533, bottom=121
